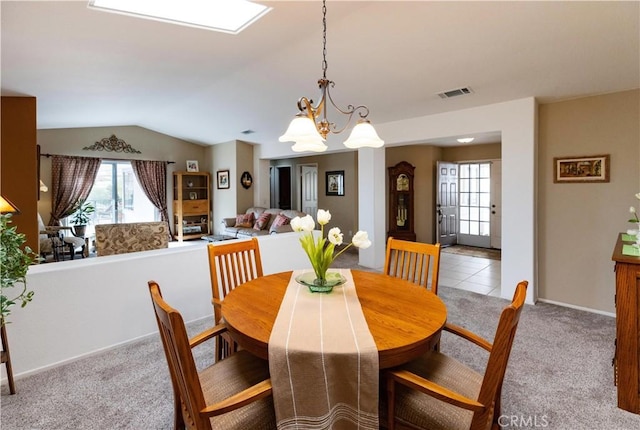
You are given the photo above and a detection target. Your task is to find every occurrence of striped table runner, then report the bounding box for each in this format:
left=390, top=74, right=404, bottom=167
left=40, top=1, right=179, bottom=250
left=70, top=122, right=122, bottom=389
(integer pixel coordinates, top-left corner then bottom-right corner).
left=268, top=269, right=379, bottom=430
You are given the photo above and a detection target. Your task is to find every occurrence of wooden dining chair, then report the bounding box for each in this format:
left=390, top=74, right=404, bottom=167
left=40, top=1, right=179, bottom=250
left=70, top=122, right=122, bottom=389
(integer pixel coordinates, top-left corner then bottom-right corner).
left=207, top=238, right=263, bottom=360
left=384, top=280, right=528, bottom=430
left=384, top=237, right=442, bottom=294
left=148, top=281, right=276, bottom=430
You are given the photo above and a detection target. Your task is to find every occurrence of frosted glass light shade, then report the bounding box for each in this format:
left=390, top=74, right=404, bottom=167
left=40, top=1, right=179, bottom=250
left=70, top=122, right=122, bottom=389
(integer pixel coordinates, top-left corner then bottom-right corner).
left=280, top=115, right=327, bottom=152
left=291, top=140, right=328, bottom=153
left=343, top=120, right=384, bottom=149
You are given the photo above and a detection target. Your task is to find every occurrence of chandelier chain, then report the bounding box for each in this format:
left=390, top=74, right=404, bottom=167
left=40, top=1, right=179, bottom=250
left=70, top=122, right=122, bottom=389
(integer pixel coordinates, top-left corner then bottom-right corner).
left=322, top=0, right=327, bottom=79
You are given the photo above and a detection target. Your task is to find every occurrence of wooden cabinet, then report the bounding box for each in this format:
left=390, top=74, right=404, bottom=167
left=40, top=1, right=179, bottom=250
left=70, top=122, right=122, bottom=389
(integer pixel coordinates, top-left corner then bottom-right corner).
left=173, top=172, right=210, bottom=241
left=612, top=233, right=640, bottom=414
left=387, top=161, right=416, bottom=242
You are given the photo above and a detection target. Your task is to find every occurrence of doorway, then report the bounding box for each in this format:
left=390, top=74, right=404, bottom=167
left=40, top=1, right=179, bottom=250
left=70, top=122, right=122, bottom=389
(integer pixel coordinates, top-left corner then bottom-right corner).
left=270, top=166, right=292, bottom=210
left=436, top=159, right=501, bottom=249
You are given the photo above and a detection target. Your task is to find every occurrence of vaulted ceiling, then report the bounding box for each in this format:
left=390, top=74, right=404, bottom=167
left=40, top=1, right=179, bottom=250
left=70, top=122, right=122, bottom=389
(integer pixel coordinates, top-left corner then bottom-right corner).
left=2, top=1, right=638, bottom=148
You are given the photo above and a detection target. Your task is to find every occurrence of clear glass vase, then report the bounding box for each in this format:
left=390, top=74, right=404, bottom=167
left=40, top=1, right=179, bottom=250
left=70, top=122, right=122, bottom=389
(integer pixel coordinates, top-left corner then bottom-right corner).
left=295, top=271, right=346, bottom=293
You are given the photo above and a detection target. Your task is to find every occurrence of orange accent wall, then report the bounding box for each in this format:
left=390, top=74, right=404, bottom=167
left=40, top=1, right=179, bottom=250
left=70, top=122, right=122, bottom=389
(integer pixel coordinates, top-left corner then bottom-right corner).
left=1, top=97, right=38, bottom=253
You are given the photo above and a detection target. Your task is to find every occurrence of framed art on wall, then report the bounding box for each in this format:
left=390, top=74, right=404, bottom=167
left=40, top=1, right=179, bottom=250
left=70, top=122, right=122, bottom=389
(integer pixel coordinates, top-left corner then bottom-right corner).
left=553, top=154, right=610, bottom=183
left=217, top=170, right=230, bottom=189
left=186, top=160, right=199, bottom=172
left=326, top=170, right=345, bottom=196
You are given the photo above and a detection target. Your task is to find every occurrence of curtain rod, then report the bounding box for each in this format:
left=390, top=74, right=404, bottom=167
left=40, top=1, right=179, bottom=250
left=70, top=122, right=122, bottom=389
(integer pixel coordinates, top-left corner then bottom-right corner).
left=39, top=153, right=175, bottom=164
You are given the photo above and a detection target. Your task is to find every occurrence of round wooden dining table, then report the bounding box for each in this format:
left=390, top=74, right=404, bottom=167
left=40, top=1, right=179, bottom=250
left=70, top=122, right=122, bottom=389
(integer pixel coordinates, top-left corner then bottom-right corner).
left=221, top=269, right=447, bottom=369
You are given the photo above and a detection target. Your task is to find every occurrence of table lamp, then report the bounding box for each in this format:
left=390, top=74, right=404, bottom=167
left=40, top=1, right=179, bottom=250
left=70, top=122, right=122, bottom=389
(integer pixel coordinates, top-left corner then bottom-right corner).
left=0, top=196, right=20, bottom=214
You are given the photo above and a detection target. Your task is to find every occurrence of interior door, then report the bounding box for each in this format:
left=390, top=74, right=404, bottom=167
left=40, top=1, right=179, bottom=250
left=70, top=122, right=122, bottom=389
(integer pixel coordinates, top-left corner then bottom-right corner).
left=300, top=165, right=318, bottom=215
left=436, top=161, right=458, bottom=246
left=490, top=160, right=502, bottom=249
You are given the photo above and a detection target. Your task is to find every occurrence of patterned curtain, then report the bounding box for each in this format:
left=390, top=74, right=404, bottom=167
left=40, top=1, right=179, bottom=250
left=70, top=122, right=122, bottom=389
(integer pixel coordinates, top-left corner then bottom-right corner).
left=130, top=160, right=172, bottom=239
left=50, top=155, right=101, bottom=225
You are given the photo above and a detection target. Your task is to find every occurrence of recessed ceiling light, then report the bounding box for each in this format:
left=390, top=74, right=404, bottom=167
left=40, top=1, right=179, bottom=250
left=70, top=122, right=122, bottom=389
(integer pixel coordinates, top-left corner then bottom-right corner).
left=457, top=137, right=475, bottom=143
left=87, top=0, right=271, bottom=35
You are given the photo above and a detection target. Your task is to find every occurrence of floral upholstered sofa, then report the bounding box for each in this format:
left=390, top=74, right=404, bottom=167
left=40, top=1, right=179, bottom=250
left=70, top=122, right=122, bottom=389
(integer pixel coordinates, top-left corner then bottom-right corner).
left=94, top=222, right=169, bottom=256
left=221, top=207, right=306, bottom=238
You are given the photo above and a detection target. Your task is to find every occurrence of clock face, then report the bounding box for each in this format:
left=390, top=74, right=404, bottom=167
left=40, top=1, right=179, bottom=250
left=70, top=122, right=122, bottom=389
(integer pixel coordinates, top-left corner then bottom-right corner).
left=241, top=171, right=253, bottom=189
left=396, top=174, right=409, bottom=191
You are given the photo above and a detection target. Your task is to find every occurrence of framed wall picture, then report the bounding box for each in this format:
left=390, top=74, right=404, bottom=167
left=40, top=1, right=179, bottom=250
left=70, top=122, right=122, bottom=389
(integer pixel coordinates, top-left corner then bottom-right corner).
left=217, top=170, right=230, bottom=189
left=326, top=170, right=345, bottom=196
left=553, top=154, right=610, bottom=183
left=186, top=160, right=199, bottom=172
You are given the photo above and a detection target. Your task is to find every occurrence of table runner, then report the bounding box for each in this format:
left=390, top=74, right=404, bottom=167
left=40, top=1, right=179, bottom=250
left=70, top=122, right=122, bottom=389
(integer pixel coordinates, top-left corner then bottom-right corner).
left=268, top=269, right=379, bottom=430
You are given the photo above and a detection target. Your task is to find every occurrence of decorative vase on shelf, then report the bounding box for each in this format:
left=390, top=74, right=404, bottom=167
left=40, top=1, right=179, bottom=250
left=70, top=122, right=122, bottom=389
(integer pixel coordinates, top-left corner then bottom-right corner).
left=291, top=210, right=371, bottom=293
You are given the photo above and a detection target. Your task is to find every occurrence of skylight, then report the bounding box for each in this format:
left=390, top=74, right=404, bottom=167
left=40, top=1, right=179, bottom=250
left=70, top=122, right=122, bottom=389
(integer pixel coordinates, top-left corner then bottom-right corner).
left=87, top=0, right=271, bottom=34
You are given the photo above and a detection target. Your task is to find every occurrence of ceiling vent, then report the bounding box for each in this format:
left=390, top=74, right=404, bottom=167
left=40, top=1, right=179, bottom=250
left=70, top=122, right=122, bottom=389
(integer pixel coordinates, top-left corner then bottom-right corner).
left=241, top=129, right=255, bottom=135
left=437, top=87, right=473, bottom=99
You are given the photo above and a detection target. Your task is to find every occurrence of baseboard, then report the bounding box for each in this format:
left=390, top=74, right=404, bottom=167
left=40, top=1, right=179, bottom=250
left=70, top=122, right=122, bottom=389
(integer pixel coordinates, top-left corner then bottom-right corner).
left=537, top=298, right=615, bottom=318
left=2, top=315, right=211, bottom=382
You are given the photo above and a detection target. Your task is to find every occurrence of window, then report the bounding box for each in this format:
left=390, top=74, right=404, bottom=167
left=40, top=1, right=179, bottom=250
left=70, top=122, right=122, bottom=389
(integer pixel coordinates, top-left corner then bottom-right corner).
left=66, top=161, right=158, bottom=235
left=458, top=162, right=491, bottom=237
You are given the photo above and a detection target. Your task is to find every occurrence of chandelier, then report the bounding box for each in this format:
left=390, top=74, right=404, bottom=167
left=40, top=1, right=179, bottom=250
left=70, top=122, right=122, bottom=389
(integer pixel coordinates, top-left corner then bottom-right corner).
left=279, top=0, right=384, bottom=153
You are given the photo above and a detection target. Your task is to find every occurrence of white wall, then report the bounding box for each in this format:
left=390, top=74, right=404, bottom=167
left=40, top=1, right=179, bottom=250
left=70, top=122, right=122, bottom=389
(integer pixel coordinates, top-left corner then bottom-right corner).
left=2, top=233, right=314, bottom=379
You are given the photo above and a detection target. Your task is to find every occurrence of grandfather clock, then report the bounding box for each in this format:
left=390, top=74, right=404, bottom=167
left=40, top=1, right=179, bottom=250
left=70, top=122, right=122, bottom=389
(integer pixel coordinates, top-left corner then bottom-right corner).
left=388, top=161, right=416, bottom=241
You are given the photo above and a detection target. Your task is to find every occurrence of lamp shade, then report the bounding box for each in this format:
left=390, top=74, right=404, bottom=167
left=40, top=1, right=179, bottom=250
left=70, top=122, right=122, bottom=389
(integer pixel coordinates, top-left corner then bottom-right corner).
left=343, top=120, right=384, bottom=149
left=291, top=139, right=328, bottom=153
left=279, top=115, right=326, bottom=148
left=0, top=196, right=20, bottom=214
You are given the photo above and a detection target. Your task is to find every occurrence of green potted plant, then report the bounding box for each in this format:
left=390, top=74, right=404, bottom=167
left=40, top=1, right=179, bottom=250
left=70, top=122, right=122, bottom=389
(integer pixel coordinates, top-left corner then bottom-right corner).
left=69, top=200, right=95, bottom=237
left=1, top=213, right=36, bottom=325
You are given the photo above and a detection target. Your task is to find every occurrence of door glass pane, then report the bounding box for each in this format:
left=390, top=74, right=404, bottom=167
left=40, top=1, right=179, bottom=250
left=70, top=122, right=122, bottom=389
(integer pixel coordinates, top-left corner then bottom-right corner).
left=460, top=192, right=469, bottom=206
left=480, top=207, right=491, bottom=221
left=480, top=193, right=490, bottom=207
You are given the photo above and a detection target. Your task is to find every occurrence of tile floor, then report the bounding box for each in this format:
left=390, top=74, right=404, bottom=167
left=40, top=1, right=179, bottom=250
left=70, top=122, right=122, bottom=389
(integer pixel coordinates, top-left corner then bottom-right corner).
left=439, top=252, right=502, bottom=297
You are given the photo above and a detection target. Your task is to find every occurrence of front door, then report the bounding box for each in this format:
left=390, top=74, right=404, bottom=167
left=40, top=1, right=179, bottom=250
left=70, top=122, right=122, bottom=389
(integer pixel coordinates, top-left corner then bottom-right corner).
left=458, top=162, right=492, bottom=248
left=436, top=161, right=458, bottom=246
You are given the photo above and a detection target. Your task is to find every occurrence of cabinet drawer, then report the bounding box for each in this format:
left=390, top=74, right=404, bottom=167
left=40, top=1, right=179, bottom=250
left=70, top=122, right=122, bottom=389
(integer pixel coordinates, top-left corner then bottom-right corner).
left=177, top=200, right=208, bottom=214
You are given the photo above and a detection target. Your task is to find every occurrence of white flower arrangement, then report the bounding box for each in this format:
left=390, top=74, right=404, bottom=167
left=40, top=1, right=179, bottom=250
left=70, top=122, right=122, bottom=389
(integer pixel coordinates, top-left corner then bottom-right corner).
left=291, top=209, right=371, bottom=283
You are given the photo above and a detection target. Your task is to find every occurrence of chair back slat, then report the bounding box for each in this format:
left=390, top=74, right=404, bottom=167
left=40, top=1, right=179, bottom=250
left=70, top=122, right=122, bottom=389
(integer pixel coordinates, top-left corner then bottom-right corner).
left=384, top=237, right=441, bottom=294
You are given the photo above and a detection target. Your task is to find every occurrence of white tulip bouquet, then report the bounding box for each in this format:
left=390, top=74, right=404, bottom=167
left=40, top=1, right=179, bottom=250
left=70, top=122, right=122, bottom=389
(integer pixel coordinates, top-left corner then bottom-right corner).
left=291, top=209, right=371, bottom=285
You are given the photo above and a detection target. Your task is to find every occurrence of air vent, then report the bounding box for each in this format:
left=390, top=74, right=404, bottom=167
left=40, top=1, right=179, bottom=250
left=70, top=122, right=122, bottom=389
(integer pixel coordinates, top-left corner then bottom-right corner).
left=241, top=129, right=255, bottom=135
left=437, top=87, right=473, bottom=99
